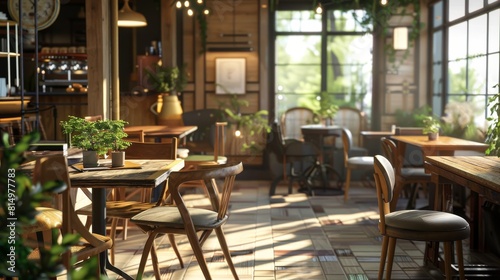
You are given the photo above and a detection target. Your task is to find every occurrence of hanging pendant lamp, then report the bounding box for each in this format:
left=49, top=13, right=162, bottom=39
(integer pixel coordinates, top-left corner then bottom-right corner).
left=118, top=0, right=147, bottom=27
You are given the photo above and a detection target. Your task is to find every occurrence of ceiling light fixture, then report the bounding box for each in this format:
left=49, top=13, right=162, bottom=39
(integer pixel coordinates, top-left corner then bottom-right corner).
left=315, top=3, right=323, bottom=14
left=118, top=0, right=147, bottom=27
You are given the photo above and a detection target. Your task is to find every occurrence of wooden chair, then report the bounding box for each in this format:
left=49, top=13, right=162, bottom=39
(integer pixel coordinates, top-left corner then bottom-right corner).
left=268, top=121, right=327, bottom=196
left=32, top=155, right=113, bottom=276
left=280, top=107, right=318, bottom=141
left=341, top=127, right=374, bottom=201
left=333, top=107, right=367, bottom=148
left=76, top=138, right=178, bottom=265
left=124, top=129, right=145, bottom=142
left=373, top=155, right=468, bottom=280
left=181, top=109, right=224, bottom=154
left=25, top=115, right=48, bottom=141
left=131, top=162, right=244, bottom=280
left=380, top=137, right=432, bottom=210
left=84, top=115, right=103, bottom=121
left=183, top=121, right=228, bottom=167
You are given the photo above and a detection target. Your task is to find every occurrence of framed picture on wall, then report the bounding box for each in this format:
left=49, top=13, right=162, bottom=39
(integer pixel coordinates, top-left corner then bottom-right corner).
left=216, top=58, right=246, bottom=94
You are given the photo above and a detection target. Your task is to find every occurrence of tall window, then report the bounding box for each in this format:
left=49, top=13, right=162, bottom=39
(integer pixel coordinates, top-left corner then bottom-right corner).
left=432, top=0, right=500, bottom=134
left=274, top=9, right=373, bottom=120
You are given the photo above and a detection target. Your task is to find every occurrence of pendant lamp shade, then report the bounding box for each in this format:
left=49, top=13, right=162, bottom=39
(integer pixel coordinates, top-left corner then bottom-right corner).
left=118, top=0, right=147, bottom=27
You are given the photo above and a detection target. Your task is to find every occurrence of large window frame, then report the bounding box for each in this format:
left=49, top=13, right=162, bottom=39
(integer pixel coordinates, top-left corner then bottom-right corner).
left=271, top=5, right=373, bottom=122
left=431, top=0, right=500, bottom=134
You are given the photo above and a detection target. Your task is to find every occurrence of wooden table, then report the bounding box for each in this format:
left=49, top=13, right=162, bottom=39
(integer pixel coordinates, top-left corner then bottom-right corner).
left=424, top=156, right=500, bottom=270
left=70, top=159, right=185, bottom=279
left=389, top=135, right=488, bottom=210
left=300, top=124, right=344, bottom=194
left=360, top=131, right=394, bottom=155
left=124, top=125, right=197, bottom=144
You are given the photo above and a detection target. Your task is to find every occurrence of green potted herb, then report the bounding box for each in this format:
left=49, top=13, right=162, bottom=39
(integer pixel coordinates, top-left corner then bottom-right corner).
left=101, top=119, right=131, bottom=167
left=422, top=116, right=441, bottom=140
left=313, top=91, right=339, bottom=125
left=60, top=116, right=126, bottom=167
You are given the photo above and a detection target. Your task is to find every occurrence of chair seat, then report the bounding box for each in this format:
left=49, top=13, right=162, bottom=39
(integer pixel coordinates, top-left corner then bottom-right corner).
left=400, top=167, right=430, bottom=180
left=385, top=209, right=470, bottom=240
left=347, top=156, right=374, bottom=168
left=23, top=207, right=63, bottom=234
left=77, top=201, right=154, bottom=219
left=131, top=205, right=228, bottom=229
left=184, top=154, right=227, bottom=164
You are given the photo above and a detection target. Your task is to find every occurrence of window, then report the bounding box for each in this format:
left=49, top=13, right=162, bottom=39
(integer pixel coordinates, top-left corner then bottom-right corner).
left=274, top=9, right=373, bottom=121
left=431, top=0, right=499, bottom=135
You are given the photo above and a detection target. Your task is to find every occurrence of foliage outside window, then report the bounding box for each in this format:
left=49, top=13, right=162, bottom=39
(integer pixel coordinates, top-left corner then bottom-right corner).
left=275, top=9, right=373, bottom=121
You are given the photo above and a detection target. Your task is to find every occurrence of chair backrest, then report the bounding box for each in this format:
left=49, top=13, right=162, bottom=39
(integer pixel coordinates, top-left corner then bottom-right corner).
left=84, top=115, right=103, bottom=122
left=165, top=162, right=244, bottom=218
left=341, top=128, right=353, bottom=166
left=333, top=107, right=366, bottom=147
left=125, top=137, right=177, bottom=159
left=373, top=155, right=396, bottom=234
left=267, top=122, right=286, bottom=160
left=380, top=137, right=398, bottom=167
left=395, top=126, right=424, bottom=167
left=182, top=109, right=224, bottom=147
left=124, top=130, right=145, bottom=142
left=32, top=154, right=106, bottom=268
left=280, top=107, right=317, bottom=141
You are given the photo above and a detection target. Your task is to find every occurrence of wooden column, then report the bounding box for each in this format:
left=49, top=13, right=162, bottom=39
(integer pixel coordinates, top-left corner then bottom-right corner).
left=85, top=0, right=111, bottom=119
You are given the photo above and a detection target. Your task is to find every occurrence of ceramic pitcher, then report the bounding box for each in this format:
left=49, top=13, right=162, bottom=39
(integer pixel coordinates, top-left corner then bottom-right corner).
left=150, top=94, right=184, bottom=126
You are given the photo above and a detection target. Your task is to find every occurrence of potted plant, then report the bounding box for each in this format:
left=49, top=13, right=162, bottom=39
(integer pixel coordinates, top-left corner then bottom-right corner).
left=146, top=63, right=188, bottom=125
left=313, top=91, right=339, bottom=125
left=102, top=119, right=131, bottom=167
left=60, top=116, right=114, bottom=167
left=486, top=84, right=500, bottom=156
left=422, top=115, right=441, bottom=140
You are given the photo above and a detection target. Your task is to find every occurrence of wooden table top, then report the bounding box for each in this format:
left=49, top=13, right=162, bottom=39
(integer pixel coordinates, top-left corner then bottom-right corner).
left=69, top=159, right=184, bottom=188
left=390, top=135, right=488, bottom=154
left=300, top=124, right=342, bottom=136
left=124, top=125, right=197, bottom=139
left=425, top=156, right=500, bottom=204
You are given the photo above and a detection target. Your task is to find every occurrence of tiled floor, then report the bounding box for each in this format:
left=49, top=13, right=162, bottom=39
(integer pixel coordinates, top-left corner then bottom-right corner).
left=107, top=180, right=500, bottom=280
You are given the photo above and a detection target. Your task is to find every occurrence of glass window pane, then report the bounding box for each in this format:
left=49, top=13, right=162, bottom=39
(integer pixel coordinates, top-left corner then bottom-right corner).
left=448, top=23, right=467, bottom=60
left=276, top=35, right=321, bottom=64
left=326, top=10, right=369, bottom=32
left=487, top=53, right=499, bottom=92
left=449, top=0, right=465, bottom=21
left=469, top=0, right=483, bottom=13
left=433, top=1, right=443, bottom=27
left=275, top=65, right=321, bottom=94
left=276, top=11, right=321, bottom=32
left=489, top=9, right=499, bottom=53
left=468, top=15, right=488, bottom=56
left=447, top=60, right=467, bottom=94
left=468, top=56, right=487, bottom=95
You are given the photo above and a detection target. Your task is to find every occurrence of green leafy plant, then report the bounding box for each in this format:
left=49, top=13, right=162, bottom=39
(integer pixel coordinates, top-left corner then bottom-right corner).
left=313, top=91, right=339, bottom=121
left=60, top=116, right=130, bottom=155
left=422, top=116, right=441, bottom=134
left=102, top=119, right=131, bottom=151
left=486, top=84, right=500, bottom=156
left=145, top=63, right=188, bottom=95
left=395, top=105, right=433, bottom=127
left=0, top=132, right=101, bottom=279
left=218, top=94, right=271, bottom=154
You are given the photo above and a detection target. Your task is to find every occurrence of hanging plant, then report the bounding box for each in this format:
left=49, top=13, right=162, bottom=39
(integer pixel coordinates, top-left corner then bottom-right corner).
left=172, top=0, right=209, bottom=52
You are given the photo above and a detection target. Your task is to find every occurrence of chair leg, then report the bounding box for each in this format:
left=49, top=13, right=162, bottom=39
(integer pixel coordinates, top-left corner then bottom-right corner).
left=168, top=233, right=184, bottom=268
left=343, top=168, right=352, bottom=202
left=455, top=240, right=465, bottom=280
left=443, top=242, right=453, bottom=280
left=136, top=232, right=158, bottom=280
left=185, top=227, right=212, bottom=280
left=214, top=227, right=239, bottom=279
left=386, top=237, right=397, bottom=280
left=378, top=236, right=389, bottom=280
left=150, top=239, right=161, bottom=280
left=109, top=218, right=119, bottom=265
